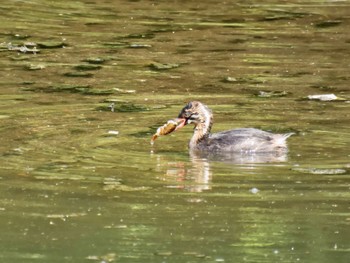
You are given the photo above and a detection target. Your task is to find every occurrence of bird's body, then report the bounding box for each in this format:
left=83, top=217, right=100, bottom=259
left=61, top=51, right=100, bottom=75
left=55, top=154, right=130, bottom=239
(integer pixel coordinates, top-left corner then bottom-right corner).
left=189, top=127, right=293, bottom=153
left=176, top=101, right=293, bottom=154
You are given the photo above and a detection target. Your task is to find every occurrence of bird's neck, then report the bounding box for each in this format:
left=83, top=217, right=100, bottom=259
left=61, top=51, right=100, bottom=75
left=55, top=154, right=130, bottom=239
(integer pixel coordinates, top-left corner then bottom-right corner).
left=189, top=108, right=213, bottom=149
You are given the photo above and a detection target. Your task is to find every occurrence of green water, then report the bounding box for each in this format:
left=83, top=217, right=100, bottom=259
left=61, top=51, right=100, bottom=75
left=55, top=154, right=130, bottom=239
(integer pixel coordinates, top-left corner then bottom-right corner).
left=0, top=0, right=349, bottom=262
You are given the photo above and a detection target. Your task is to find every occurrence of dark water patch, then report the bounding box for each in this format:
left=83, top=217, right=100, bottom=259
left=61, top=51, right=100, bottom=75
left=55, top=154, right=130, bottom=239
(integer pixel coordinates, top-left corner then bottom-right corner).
left=74, top=64, right=102, bottom=71
left=310, top=85, right=337, bottom=91
left=229, top=38, right=248, bottom=44
left=282, top=71, right=313, bottom=78
left=23, top=84, right=115, bottom=95
left=315, top=20, right=342, bottom=28
left=148, top=62, right=181, bottom=71
left=175, top=48, right=195, bottom=55
left=82, top=57, right=107, bottom=64
left=63, top=72, right=94, bottom=78
left=261, top=9, right=310, bottom=21
left=37, top=41, right=66, bottom=49
left=20, top=81, right=35, bottom=85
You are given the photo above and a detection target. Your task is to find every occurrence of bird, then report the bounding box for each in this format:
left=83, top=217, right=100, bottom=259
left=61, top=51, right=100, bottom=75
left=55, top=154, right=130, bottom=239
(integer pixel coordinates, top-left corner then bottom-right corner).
left=175, top=101, right=294, bottom=154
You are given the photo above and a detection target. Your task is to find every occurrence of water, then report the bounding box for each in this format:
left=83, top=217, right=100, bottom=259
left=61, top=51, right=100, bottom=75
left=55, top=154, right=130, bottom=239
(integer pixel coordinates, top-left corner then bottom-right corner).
left=0, top=0, right=349, bottom=262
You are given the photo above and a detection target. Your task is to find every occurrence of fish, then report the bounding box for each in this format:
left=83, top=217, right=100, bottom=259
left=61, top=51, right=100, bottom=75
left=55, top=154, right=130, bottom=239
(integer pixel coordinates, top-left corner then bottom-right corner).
left=151, top=118, right=186, bottom=144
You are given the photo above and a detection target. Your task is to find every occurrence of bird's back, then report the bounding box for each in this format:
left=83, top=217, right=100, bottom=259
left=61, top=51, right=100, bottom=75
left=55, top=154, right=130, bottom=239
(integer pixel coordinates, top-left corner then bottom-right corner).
left=194, top=128, right=293, bottom=153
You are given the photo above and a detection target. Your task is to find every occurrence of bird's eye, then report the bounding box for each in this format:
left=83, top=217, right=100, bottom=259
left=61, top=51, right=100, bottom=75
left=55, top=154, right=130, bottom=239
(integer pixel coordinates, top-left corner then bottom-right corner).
left=184, top=110, right=192, bottom=118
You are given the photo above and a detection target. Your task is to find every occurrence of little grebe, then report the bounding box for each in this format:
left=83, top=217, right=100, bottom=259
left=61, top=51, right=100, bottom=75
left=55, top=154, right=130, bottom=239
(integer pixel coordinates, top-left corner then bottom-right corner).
left=174, top=101, right=293, bottom=153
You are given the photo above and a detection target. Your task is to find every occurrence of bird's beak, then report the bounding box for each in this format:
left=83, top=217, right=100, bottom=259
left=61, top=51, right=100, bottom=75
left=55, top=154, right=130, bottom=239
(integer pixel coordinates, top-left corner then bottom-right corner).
left=175, top=118, right=187, bottom=131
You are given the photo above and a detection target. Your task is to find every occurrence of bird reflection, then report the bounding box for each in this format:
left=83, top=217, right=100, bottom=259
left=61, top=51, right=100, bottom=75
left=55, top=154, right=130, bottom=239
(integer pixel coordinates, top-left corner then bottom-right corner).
left=152, top=150, right=289, bottom=192
left=152, top=153, right=211, bottom=192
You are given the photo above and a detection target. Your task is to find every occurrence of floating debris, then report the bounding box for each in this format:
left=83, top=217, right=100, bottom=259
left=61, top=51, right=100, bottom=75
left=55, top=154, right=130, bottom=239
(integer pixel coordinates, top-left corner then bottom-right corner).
left=26, top=64, right=46, bottom=70
left=257, top=90, right=289, bottom=98
left=222, top=75, right=264, bottom=84
left=4, top=42, right=40, bottom=54
left=108, top=103, right=115, bottom=112
left=306, top=94, right=339, bottom=101
left=223, top=76, right=238, bottom=83
left=104, top=224, right=128, bottom=229
left=113, top=88, right=136, bottom=94
left=21, top=42, right=36, bottom=49
left=86, top=252, right=117, bottom=262
left=129, top=43, right=152, bottom=48
left=292, top=167, right=347, bottom=175
left=107, top=130, right=119, bottom=135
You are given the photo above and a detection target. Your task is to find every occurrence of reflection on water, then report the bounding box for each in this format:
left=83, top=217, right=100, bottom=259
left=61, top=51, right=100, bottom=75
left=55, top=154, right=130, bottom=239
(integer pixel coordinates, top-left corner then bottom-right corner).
left=153, top=153, right=212, bottom=192
left=153, top=150, right=290, bottom=192
left=190, top=150, right=289, bottom=164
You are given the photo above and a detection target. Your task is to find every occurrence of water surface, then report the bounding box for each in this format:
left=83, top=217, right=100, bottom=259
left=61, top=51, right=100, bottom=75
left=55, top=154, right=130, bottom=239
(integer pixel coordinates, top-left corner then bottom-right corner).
left=0, top=0, right=349, bottom=262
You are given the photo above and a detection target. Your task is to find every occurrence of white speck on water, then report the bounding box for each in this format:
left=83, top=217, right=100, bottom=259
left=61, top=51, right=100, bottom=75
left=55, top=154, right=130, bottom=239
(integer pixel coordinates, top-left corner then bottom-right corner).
left=250, top=187, right=259, bottom=194
left=108, top=130, right=119, bottom=135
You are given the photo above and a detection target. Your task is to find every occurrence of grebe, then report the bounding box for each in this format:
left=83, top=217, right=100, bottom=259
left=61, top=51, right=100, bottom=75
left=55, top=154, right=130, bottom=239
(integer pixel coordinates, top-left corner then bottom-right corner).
left=175, top=101, right=293, bottom=154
